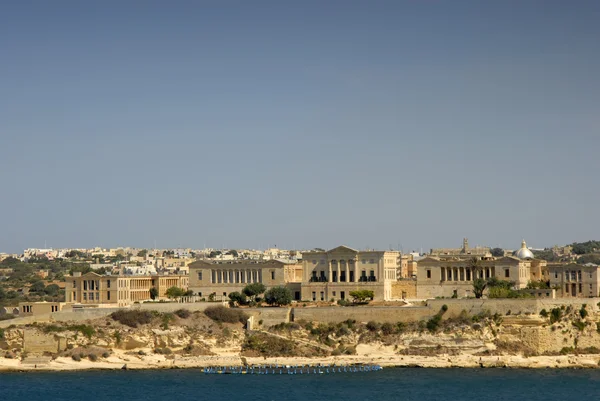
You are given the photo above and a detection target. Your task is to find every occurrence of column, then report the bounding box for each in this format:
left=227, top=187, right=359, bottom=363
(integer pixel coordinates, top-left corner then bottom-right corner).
left=337, top=261, right=341, bottom=283
left=328, top=261, right=333, bottom=283
left=346, top=261, right=350, bottom=282
left=354, top=259, right=358, bottom=282
left=441, top=267, right=445, bottom=281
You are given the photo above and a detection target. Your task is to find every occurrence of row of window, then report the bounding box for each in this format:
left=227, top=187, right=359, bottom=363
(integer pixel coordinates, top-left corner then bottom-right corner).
left=311, top=259, right=376, bottom=265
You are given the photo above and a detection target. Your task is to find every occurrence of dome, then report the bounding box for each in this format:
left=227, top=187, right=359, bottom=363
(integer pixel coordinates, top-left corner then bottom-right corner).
left=513, top=240, right=534, bottom=259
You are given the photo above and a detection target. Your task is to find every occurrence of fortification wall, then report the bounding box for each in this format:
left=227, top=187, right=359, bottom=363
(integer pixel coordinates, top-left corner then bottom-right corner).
left=22, top=329, right=68, bottom=353
left=292, top=306, right=433, bottom=324
left=391, top=281, right=417, bottom=299
left=245, top=307, right=291, bottom=327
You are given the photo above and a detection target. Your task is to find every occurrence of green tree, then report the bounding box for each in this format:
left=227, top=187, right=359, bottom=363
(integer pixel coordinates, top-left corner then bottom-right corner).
left=490, top=248, right=504, bottom=257
left=228, top=291, right=247, bottom=307
left=0, top=256, right=22, bottom=266
left=472, top=278, right=487, bottom=299
left=30, top=280, right=46, bottom=294
left=227, top=250, right=239, bottom=257
left=242, top=283, right=266, bottom=302
left=137, top=249, right=148, bottom=258
left=349, top=290, right=374, bottom=303
left=44, top=284, right=60, bottom=296
left=165, top=286, right=186, bottom=298
left=264, top=286, right=292, bottom=306
left=149, top=287, right=159, bottom=300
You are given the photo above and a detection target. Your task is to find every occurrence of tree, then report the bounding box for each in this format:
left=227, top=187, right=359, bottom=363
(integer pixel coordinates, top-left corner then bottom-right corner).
left=472, top=279, right=487, bottom=299
left=242, top=283, right=266, bottom=302
left=349, top=290, right=374, bottom=303
left=165, top=286, right=186, bottom=298
left=227, top=250, right=239, bottom=257
left=30, top=280, right=46, bottom=294
left=490, top=248, right=504, bottom=257
left=149, top=287, right=159, bottom=300
left=209, top=251, right=222, bottom=258
left=0, top=257, right=22, bottom=266
left=44, top=284, right=60, bottom=296
left=137, top=249, right=148, bottom=258
left=264, top=286, right=292, bottom=306
left=228, top=291, right=247, bottom=307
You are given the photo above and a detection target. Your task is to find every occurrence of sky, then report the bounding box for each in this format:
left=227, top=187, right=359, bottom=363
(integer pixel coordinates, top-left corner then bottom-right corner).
left=1, top=1, right=599, bottom=254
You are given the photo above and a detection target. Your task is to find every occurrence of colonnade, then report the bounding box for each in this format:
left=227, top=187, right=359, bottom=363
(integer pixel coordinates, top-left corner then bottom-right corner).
left=210, top=269, right=262, bottom=284
left=440, top=267, right=494, bottom=282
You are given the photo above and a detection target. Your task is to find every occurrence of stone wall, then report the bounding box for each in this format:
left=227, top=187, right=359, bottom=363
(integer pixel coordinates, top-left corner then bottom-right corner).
left=293, top=306, right=433, bottom=324
left=391, top=281, right=417, bottom=299
left=23, top=329, right=68, bottom=354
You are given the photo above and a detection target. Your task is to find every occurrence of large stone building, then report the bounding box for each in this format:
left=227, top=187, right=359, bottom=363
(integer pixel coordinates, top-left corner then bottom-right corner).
left=417, top=240, right=547, bottom=298
left=548, top=263, right=600, bottom=298
left=65, top=272, right=189, bottom=307
left=188, top=259, right=302, bottom=300
left=301, top=246, right=400, bottom=301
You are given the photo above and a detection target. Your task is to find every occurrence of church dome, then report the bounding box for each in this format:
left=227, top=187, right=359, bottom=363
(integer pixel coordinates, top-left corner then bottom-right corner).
left=513, top=240, right=534, bottom=259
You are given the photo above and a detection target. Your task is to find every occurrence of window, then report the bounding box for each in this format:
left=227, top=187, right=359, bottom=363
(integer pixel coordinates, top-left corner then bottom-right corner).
left=579, top=284, right=582, bottom=293
left=107, top=292, right=111, bottom=300
left=96, top=292, right=100, bottom=301
left=312, top=292, right=316, bottom=301
left=590, top=273, right=593, bottom=279
left=505, top=269, right=510, bottom=278
left=426, top=270, right=431, bottom=279
left=370, top=259, right=374, bottom=264
left=83, top=293, right=87, bottom=301
left=84, top=281, right=88, bottom=290
left=271, top=271, right=275, bottom=280
left=332, top=291, right=336, bottom=297
left=223, top=292, right=226, bottom=296
left=554, top=272, right=558, bottom=279
left=107, top=280, right=111, bottom=288
left=198, top=271, right=203, bottom=280
left=312, top=260, right=316, bottom=265
left=73, top=281, right=76, bottom=287
left=320, top=291, right=324, bottom=301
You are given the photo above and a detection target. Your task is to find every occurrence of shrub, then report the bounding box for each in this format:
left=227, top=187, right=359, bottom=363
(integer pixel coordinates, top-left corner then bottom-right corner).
left=102, top=351, right=110, bottom=358
left=572, top=320, right=585, bottom=331
left=366, top=321, right=381, bottom=332
left=154, top=347, right=172, bottom=355
left=580, top=305, right=588, bottom=319
left=71, top=354, right=81, bottom=361
left=441, top=304, right=448, bottom=313
left=111, top=310, right=154, bottom=328
left=88, top=353, right=98, bottom=362
left=381, top=322, right=394, bottom=335
left=160, top=313, right=175, bottom=329
left=550, top=308, right=563, bottom=324
left=174, top=309, right=191, bottom=319
left=165, top=286, right=186, bottom=298
left=540, top=309, right=548, bottom=318
left=0, top=328, right=4, bottom=339
left=337, top=299, right=352, bottom=307
left=349, top=290, right=374, bottom=303
left=204, top=306, right=248, bottom=324
left=426, top=315, right=442, bottom=333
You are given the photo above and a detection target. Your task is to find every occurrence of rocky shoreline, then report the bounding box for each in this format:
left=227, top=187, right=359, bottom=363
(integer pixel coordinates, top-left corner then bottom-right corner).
left=2, top=352, right=600, bottom=372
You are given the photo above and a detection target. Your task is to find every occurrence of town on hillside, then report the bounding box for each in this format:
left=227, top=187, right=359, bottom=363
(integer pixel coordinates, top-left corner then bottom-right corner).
left=1, top=238, right=600, bottom=316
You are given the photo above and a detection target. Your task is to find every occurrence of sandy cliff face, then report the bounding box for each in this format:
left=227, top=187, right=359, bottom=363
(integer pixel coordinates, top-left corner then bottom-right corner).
left=2, top=304, right=600, bottom=370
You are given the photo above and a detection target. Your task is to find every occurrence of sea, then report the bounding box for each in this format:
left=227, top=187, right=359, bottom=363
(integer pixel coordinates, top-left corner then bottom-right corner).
left=1, top=368, right=598, bottom=401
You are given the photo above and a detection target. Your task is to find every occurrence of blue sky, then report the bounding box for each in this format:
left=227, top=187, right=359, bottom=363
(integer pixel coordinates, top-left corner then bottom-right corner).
left=1, top=1, right=599, bottom=253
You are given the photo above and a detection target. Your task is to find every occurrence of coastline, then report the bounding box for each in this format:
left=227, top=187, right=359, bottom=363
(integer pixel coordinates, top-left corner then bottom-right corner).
left=2, top=352, right=600, bottom=372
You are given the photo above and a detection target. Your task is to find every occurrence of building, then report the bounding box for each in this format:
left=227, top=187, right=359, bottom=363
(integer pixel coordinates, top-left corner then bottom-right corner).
left=548, top=263, right=600, bottom=298
left=18, top=301, right=72, bottom=316
left=430, top=238, right=491, bottom=257
left=417, top=240, right=547, bottom=298
left=64, top=272, right=189, bottom=307
left=301, top=246, right=400, bottom=301
left=188, top=259, right=301, bottom=300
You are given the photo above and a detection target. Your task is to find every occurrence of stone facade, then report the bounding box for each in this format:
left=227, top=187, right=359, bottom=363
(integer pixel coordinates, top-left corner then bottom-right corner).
left=188, top=259, right=297, bottom=299
left=301, top=246, right=400, bottom=301
left=417, top=254, right=547, bottom=298
left=64, top=272, right=189, bottom=307
left=548, top=263, right=600, bottom=298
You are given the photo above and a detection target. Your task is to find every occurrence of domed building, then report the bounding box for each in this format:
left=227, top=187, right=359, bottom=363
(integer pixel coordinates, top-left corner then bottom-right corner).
left=513, top=240, right=535, bottom=260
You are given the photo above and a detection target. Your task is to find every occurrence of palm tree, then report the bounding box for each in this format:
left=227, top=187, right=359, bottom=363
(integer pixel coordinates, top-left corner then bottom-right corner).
left=468, top=257, right=486, bottom=298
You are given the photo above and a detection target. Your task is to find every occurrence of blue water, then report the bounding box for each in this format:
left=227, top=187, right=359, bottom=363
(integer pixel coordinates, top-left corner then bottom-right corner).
left=1, top=368, right=599, bottom=400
